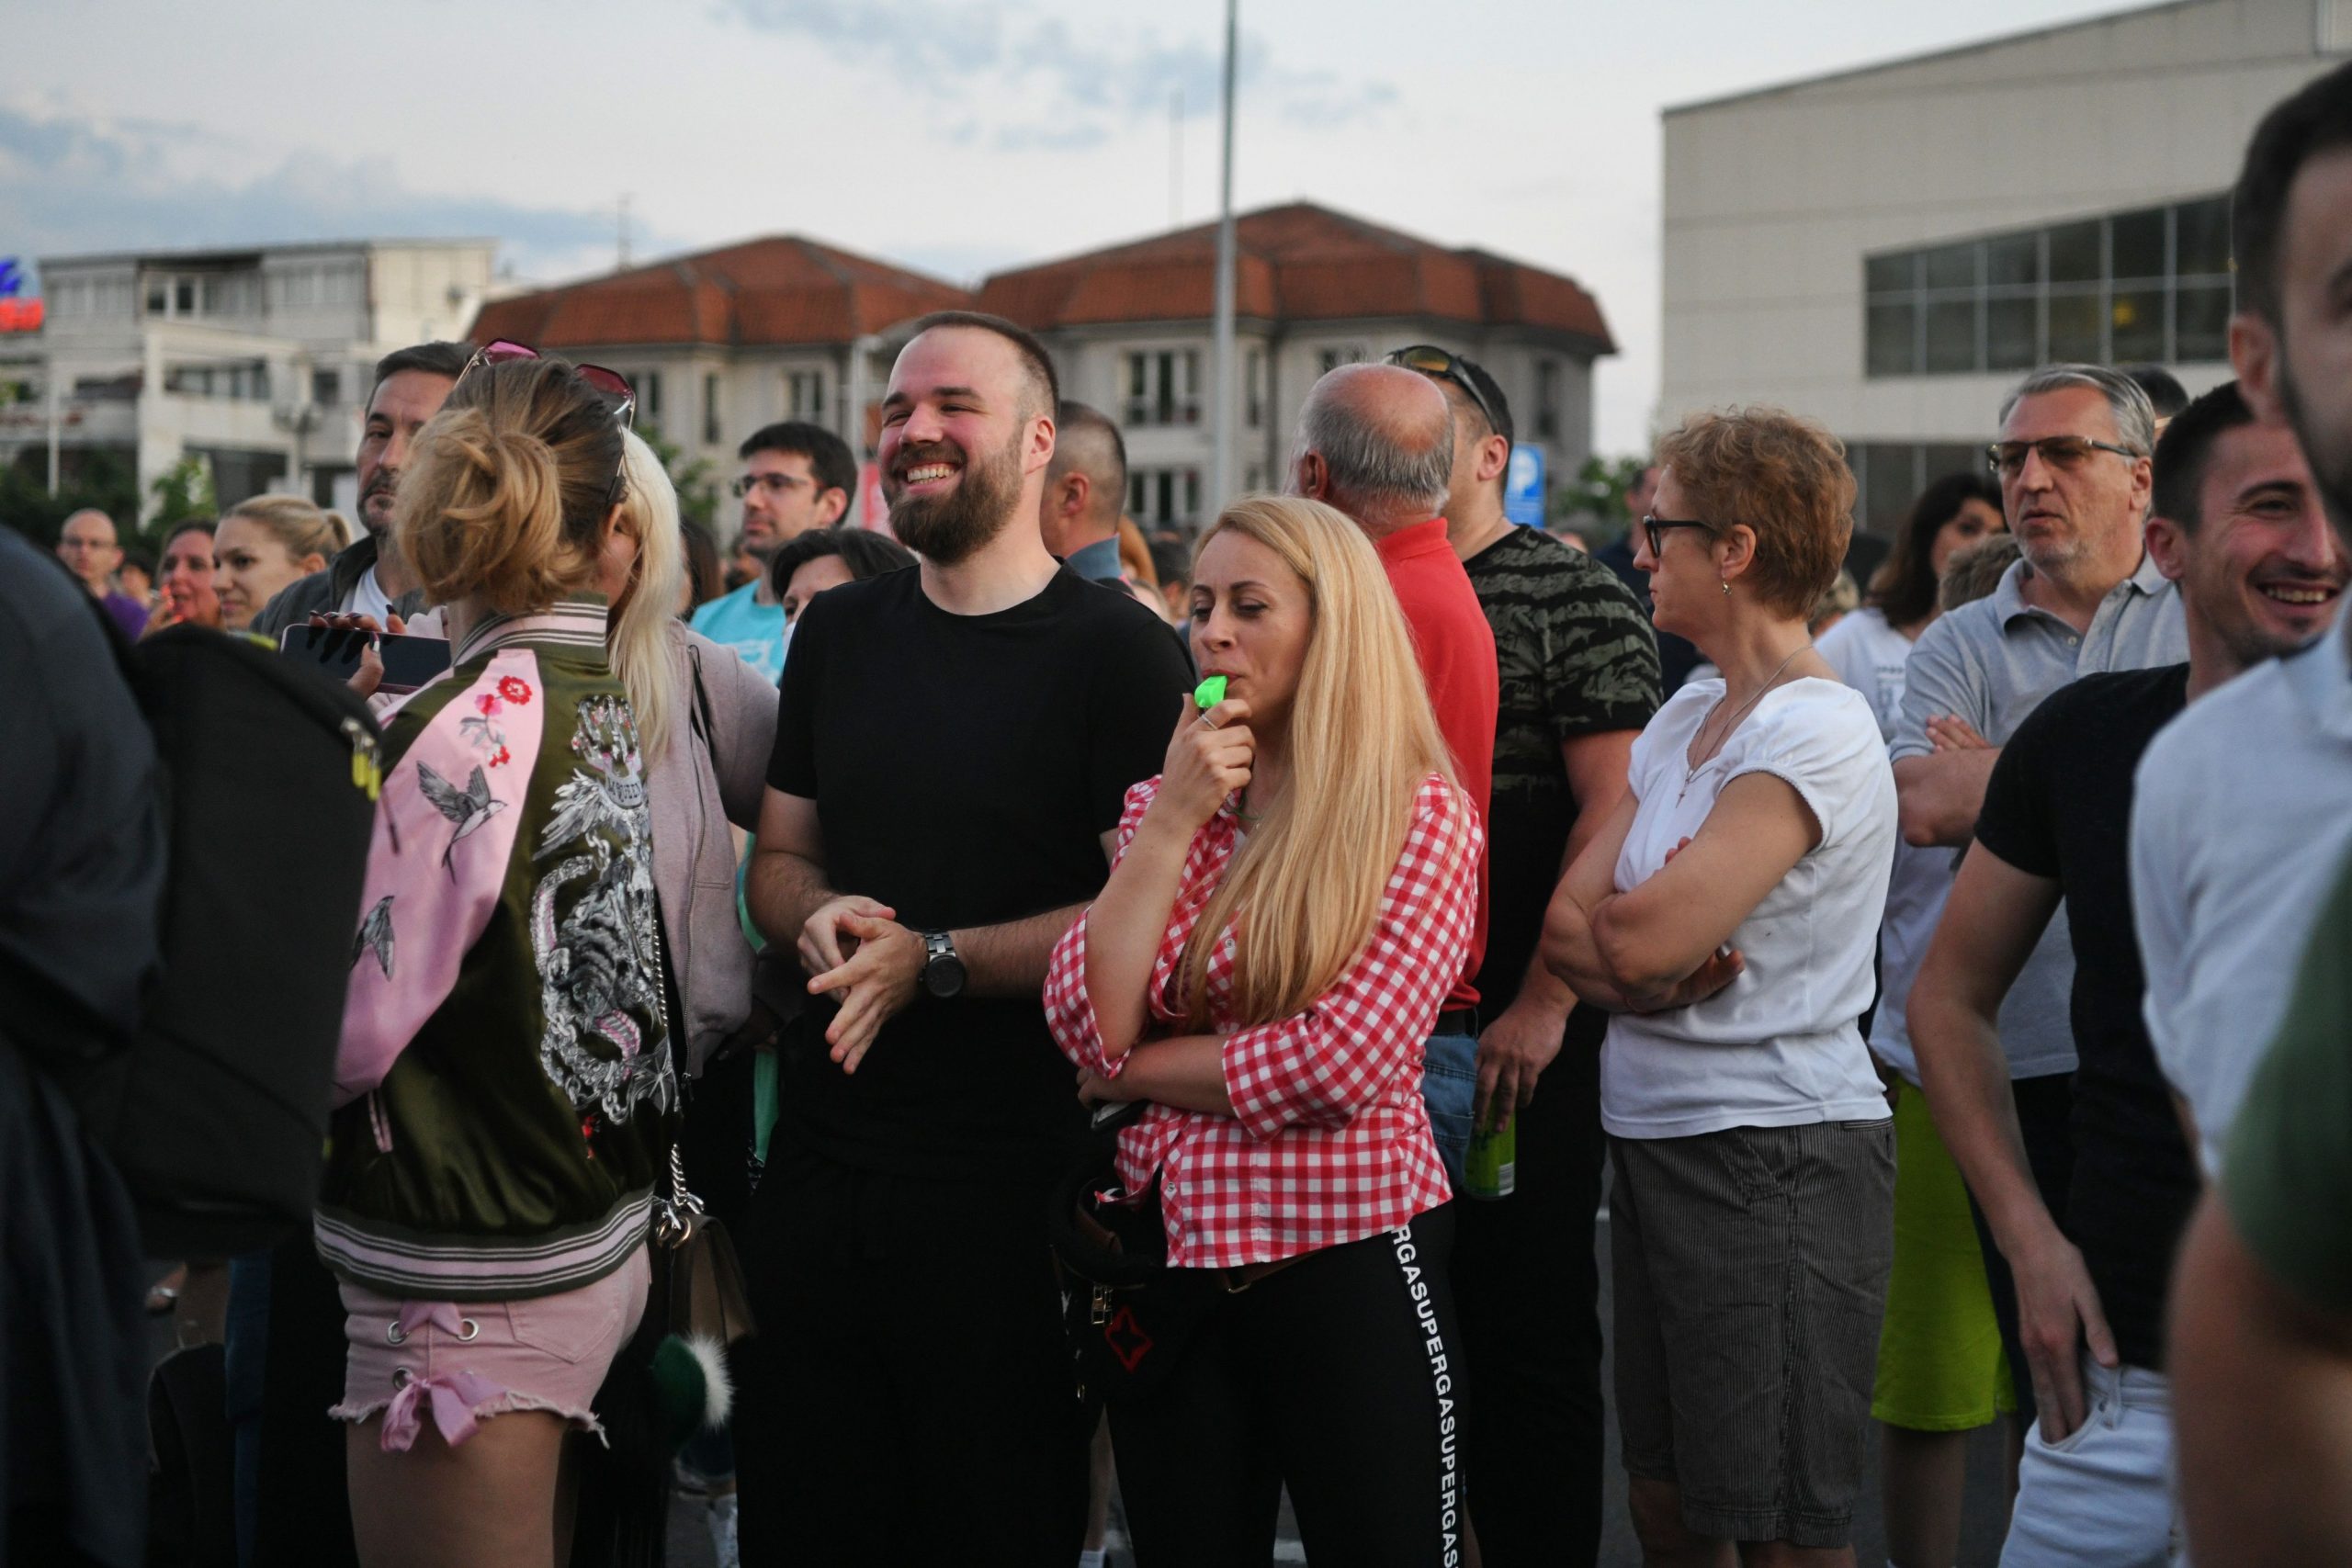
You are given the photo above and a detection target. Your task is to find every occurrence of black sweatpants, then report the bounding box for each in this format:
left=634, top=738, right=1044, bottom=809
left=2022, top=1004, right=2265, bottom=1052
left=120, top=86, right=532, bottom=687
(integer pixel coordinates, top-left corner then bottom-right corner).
left=730, top=1145, right=1091, bottom=1567
left=1111, top=1205, right=1468, bottom=1568
left=1451, top=1007, right=1609, bottom=1567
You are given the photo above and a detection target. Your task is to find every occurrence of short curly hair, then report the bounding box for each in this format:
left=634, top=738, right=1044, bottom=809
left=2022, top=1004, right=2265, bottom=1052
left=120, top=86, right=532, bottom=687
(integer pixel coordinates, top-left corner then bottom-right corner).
left=1655, top=407, right=1854, bottom=620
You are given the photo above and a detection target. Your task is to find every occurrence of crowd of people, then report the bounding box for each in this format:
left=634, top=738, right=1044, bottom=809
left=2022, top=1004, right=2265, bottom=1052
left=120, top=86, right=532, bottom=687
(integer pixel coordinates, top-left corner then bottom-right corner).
left=10, top=55, right=2352, bottom=1568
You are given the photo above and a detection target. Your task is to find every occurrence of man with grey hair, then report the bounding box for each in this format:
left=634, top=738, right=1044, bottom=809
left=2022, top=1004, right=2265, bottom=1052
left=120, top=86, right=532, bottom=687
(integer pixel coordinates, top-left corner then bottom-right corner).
left=1893, top=361, right=2186, bottom=1444
left=54, top=508, right=148, bottom=639
left=1036, top=400, right=1127, bottom=581
left=1289, top=362, right=1498, bottom=1183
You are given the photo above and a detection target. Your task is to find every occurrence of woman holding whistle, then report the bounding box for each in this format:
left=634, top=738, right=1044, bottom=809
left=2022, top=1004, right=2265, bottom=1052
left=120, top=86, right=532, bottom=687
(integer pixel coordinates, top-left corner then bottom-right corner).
left=1044, top=493, right=1482, bottom=1565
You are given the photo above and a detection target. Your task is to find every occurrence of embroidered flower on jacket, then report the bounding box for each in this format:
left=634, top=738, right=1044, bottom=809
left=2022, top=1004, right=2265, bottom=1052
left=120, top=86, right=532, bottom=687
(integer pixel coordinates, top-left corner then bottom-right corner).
left=499, top=677, right=534, bottom=705
left=476, top=694, right=502, bottom=717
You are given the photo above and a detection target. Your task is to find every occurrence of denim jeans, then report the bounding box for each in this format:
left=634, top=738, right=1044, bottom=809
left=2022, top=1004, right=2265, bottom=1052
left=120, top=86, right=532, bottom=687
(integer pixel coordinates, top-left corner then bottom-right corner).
left=1420, top=1031, right=1478, bottom=1191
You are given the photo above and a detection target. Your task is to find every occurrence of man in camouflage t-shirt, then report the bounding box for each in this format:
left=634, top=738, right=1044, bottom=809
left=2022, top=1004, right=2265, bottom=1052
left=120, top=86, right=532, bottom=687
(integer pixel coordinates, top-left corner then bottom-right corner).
left=1395, top=344, right=1660, bottom=1567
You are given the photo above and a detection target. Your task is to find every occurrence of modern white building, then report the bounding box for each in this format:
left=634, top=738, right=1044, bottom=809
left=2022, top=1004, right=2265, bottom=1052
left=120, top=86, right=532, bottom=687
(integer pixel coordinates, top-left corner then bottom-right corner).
left=1658, top=0, right=2349, bottom=531
left=978, top=203, right=1614, bottom=532
left=0, top=240, right=497, bottom=517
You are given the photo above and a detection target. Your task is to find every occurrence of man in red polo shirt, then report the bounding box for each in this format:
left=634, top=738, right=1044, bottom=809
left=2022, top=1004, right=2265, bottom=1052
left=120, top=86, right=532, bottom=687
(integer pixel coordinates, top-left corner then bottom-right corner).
left=1291, top=361, right=1498, bottom=1183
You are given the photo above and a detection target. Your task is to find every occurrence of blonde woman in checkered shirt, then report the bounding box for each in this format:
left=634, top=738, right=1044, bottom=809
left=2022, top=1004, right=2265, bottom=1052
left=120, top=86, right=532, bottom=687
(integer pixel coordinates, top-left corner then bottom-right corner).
left=1046, top=494, right=1484, bottom=1566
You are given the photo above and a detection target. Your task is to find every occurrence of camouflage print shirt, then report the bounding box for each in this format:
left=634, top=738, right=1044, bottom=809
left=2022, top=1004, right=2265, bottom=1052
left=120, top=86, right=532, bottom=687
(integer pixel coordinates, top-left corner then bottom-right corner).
left=1462, top=527, right=1661, bottom=1015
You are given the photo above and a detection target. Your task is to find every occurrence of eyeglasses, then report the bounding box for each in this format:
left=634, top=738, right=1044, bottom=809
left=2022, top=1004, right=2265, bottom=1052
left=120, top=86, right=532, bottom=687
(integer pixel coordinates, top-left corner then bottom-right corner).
left=459, top=339, right=637, bottom=503
left=1640, top=514, right=1722, bottom=558
left=1985, top=436, right=2143, bottom=479
left=1384, top=344, right=1505, bottom=440
left=731, top=472, right=812, bottom=500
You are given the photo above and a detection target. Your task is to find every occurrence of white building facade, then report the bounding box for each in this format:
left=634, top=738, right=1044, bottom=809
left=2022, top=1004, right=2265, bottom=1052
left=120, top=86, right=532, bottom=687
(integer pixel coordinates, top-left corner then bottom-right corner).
left=1659, top=0, right=2351, bottom=530
left=0, top=241, right=495, bottom=518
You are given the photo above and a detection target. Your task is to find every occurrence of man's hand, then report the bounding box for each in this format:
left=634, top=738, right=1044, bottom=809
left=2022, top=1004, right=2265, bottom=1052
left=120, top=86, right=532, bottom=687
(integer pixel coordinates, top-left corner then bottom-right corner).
left=1625, top=947, right=1745, bottom=1015
left=797, top=895, right=898, bottom=980
left=2013, top=1229, right=2120, bottom=1443
left=1473, top=998, right=1568, bottom=1134
left=1927, top=714, right=1993, bottom=751
left=805, top=913, right=922, bottom=1074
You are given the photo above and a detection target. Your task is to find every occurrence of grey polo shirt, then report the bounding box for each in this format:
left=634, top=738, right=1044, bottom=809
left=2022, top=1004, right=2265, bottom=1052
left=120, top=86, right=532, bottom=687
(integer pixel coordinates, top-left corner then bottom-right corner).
left=1893, top=550, right=2187, bottom=1079
left=2132, top=610, right=2352, bottom=1175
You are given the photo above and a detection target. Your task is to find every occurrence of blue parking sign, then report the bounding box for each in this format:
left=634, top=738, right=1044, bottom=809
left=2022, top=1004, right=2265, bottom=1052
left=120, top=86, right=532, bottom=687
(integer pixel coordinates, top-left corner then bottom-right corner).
left=1504, top=445, right=1546, bottom=526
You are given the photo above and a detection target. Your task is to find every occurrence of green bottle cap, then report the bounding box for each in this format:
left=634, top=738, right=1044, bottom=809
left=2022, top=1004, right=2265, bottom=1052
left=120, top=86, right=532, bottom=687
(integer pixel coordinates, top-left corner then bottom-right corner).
left=1194, top=674, right=1227, bottom=710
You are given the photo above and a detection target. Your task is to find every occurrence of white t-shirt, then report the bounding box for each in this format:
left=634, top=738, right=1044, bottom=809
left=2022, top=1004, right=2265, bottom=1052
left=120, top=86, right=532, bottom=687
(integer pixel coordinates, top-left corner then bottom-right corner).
left=1601, top=677, right=1900, bottom=1138
left=342, top=564, right=393, bottom=624
left=1815, top=607, right=1913, bottom=742
left=2132, top=613, right=2352, bottom=1174
left=1816, top=605, right=1947, bottom=1083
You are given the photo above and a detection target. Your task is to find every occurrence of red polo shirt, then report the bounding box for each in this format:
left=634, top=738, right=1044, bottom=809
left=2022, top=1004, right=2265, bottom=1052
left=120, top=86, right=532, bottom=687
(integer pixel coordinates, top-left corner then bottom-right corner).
left=1374, top=518, right=1495, bottom=1010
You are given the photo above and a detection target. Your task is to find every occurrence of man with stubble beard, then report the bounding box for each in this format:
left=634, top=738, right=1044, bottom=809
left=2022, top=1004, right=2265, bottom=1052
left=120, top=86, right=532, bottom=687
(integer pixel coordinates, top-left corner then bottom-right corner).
left=253, top=341, right=468, bottom=637
left=734, top=310, right=1193, bottom=1567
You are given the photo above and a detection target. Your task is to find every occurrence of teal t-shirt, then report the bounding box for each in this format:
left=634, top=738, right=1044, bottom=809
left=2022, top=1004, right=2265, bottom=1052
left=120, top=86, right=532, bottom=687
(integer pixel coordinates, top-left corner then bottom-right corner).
left=689, top=582, right=787, bottom=685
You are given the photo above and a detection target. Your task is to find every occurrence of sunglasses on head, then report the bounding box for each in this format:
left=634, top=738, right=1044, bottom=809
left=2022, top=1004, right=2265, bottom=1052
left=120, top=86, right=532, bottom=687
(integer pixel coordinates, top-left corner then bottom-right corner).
left=460, top=339, right=637, bottom=504
left=1384, top=344, right=1504, bottom=439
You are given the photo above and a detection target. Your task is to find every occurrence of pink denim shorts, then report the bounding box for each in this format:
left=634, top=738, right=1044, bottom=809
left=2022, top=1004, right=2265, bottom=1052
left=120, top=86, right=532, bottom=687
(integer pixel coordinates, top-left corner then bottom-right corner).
left=332, top=1244, right=650, bottom=1451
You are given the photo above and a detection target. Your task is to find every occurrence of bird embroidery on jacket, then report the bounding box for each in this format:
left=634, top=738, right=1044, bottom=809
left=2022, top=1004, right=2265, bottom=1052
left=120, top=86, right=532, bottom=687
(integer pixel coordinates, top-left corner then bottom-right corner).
left=353, top=895, right=395, bottom=980
left=415, top=761, right=510, bottom=875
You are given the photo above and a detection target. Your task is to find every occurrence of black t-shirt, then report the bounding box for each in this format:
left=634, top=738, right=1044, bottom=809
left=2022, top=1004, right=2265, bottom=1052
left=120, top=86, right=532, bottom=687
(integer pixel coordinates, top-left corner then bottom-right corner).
left=1463, top=528, right=1660, bottom=1017
left=767, top=565, right=1193, bottom=1179
left=1973, top=664, right=2199, bottom=1369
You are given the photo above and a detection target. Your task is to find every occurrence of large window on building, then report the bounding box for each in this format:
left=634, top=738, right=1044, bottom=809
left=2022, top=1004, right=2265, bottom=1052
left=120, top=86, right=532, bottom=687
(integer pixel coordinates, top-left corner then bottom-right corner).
left=1864, top=195, right=2232, bottom=377
left=786, top=368, right=827, bottom=423
left=1847, top=442, right=1986, bottom=535
left=704, top=372, right=722, bottom=446
left=1534, top=360, right=1561, bottom=440
left=1125, top=350, right=1202, bottom=427
left=1128, top=466, right=1203, bottom=528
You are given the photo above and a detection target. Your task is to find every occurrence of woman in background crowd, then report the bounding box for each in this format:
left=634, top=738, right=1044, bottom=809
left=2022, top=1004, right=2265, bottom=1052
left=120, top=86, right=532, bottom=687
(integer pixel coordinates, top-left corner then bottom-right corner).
left=1047, top=494, right=1481, bottom=1565
left=149, top=519, right=221, bottom=633
left=321, top=353, right=673, bottom=1568
left=1544, top=407, right=1898, bottom=1563
left=216, top=495, right=340, bottom=632
left=1815, top=470, right=2012, bottom=1568
left=680, top=516, right=726, bottom=615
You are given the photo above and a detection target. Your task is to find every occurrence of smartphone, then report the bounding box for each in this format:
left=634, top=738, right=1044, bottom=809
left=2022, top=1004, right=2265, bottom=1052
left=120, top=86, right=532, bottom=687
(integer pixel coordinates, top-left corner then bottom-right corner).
left=278, top=625, right=452, bottom=695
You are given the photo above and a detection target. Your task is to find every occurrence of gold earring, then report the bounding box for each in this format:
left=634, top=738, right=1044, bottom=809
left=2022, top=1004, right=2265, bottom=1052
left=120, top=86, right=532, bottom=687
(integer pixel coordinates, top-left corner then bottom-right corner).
left=1720, top=579, right=1731, bottom=596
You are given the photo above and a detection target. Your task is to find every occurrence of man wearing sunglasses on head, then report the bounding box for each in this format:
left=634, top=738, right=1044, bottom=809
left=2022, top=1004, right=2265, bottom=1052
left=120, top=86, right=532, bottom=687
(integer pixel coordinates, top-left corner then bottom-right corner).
left=1888, top=362, right=2185, bottom=1448
left=689, top=422, right=856, bottom=682
left=254, top=341, right=470, bottom=638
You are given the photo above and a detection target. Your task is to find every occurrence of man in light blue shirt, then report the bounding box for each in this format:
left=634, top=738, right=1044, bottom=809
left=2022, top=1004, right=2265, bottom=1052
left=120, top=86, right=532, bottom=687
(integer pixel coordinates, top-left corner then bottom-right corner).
left=1035, top=400, right=1127, bottom=582
left=692, top=421, right=856, bottom=682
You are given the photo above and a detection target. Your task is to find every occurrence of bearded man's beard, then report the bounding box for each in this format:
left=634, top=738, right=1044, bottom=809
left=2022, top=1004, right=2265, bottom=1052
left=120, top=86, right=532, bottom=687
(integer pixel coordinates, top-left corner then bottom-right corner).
left=888, top=433, right=1024, bottom=566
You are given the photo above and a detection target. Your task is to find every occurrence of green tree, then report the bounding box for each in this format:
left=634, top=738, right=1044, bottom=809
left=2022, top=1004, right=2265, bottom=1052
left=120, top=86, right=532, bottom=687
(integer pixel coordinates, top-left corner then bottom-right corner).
left=147, top=454, right=216, bottom=536
left=0, top=448, right=141, bottom=546
left=638, top=427, right=720, bottom=535
left=1557, top=454, right=1653, bottom=543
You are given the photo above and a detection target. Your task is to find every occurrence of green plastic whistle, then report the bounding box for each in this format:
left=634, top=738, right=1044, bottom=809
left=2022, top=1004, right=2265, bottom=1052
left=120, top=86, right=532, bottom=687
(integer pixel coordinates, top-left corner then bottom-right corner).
left=1193, top=674, right=1227, bottom=710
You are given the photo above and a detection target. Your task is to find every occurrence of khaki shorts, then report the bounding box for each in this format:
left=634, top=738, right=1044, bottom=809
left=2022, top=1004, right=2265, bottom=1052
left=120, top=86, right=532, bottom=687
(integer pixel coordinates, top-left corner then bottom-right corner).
left=1611, top=1120, right=1894, bottom=1549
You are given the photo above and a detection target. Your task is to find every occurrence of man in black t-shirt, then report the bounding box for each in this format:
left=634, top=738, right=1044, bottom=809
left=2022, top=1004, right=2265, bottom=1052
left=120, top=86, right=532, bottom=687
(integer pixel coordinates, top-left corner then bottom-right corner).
left=1908, top=381, right=2335, bottom=1564
left=736, top=310, right=1192, bottom=1566
left=1401, top=347, right=1659, bottom=1567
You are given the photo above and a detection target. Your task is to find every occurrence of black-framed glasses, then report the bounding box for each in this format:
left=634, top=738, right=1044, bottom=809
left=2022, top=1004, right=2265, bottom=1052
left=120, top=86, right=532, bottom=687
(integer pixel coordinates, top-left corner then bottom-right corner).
left=460, top=339, right=638, bottom=503
left=1641, top=514, right=1722, bottom=558
left=1385, top=344, right=1504, bottom=439
left=1985, top=435, right=2143, bottom=479
left=731, top=472, right=812, bottom=500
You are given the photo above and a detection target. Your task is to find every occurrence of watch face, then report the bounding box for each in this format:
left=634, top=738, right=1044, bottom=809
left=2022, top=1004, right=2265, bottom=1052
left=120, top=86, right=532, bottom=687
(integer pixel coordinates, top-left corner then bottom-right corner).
left=924, top=952, right=967, bottom=999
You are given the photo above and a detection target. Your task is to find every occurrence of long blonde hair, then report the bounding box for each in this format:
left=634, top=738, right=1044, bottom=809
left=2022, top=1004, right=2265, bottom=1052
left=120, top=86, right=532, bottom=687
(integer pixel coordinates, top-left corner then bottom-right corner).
left=609, top=428, right=686, bottom=760
left=1178, top=495, right=1465, bottom=1028
left=222, top=492, right=340, bottom=566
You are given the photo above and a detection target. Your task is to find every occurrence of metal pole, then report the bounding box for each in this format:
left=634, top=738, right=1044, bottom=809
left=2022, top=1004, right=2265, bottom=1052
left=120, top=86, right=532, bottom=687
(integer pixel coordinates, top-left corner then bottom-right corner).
left=46, top=365, right=61, bottom=494
left=1209, top=0, right=1238, bottom=518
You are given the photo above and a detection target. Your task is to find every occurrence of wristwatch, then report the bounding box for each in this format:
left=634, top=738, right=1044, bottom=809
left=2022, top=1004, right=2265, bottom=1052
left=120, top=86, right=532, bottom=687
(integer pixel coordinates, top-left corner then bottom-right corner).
left=920, top=930, right=967, bottom=999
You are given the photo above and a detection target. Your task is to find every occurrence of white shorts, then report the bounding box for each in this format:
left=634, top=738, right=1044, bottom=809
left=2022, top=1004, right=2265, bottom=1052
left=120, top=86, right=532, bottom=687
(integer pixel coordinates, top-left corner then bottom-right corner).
left=1999, top=1357, right=2179, bottom=1568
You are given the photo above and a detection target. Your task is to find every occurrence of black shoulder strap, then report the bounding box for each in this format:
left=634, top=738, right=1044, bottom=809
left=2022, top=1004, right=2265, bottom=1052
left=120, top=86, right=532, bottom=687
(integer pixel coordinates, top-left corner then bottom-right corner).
left=687, top=639, right=717, bottom=746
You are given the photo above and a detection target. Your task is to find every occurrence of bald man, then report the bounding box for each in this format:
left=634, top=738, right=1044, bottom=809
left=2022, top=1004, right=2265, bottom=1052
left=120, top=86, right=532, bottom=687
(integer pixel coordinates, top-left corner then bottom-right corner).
left=55, top=509, right=148, bottom=639
left=1291, top=362, right=1498, bottom=1188
left=1037, top=400, right=1128, bottom=581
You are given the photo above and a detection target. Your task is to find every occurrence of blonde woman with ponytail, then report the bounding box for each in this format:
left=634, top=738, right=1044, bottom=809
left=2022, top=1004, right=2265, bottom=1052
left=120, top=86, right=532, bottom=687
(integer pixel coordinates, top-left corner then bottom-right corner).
left=1044, top=493, right=1483, bottom=1566
left=320, top=352, right=679, bottom=1568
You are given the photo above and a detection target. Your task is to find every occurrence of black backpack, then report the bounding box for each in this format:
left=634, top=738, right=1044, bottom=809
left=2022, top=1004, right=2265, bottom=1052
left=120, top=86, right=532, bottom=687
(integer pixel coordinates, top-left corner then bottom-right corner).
left=28, top=619, right=384, bottom=1258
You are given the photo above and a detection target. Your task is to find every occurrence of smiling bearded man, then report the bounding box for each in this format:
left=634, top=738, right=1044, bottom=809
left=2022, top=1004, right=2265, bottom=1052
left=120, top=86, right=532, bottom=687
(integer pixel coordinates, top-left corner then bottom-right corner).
left=732, top=310, right=1194, bottom=1567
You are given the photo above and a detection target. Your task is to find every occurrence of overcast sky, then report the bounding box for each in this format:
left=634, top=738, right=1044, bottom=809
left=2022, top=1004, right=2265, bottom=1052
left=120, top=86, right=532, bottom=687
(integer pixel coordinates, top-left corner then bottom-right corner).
left=4, top=0, right=2127, bottom=452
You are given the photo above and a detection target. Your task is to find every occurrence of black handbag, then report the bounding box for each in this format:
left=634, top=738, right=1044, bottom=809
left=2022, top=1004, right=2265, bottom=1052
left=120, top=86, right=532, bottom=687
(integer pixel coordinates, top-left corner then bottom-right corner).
left=1046, top=1150, right=1219, bottom=1404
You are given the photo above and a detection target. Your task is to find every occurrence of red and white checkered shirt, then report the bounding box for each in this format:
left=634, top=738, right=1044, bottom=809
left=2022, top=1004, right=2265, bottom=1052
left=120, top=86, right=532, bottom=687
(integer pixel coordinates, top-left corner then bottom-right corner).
left=1044, top=773, right=1481, bottom=1269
